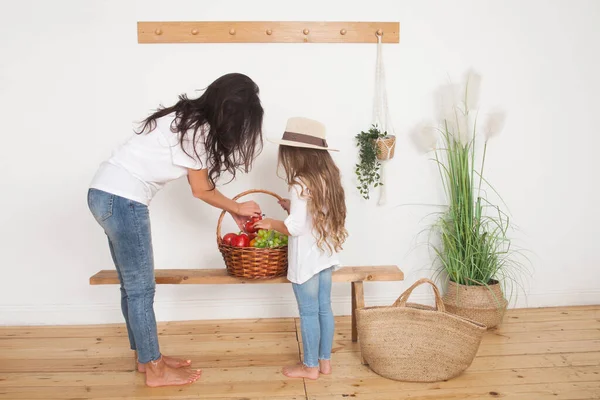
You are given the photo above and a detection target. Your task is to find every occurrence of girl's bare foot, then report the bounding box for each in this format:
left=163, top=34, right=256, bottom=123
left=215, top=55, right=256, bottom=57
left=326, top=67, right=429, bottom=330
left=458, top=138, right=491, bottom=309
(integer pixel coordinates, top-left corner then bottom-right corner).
left=282, top=364, right=319, bottom=380
left=295, top=360, right=332, bottom=375
left=144, top=356, right=202, bottom=387
left=319, top=359, right=332, bottom=375
left=137, top=355, right=191, bottom=373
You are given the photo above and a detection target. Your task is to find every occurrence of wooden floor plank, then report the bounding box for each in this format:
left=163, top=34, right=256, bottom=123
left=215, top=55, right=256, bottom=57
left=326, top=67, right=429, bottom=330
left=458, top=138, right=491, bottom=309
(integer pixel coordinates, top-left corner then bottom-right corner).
left=469, top=351, right=600, bottom=371
left=502, top=309, right=599, bottom=323
left=506, top=304, right=599, bottom=313
left=0, top=357, right=135, bottom=373
left=0, top=368, right=306, bottom=399
left=332, top=313, right=600, bottom=333
left=0, top=353, right=300, bottom=374
left=0, top=334, right=299, bottom=358
left=331, top=351, right=600, bottom=371
left=492, top=318, right=600, bottom=333
left=307, top=325, right=600, bottom=346
left=307, top=381, right=600, bottom=400
left=477, top=340, right=600, bottom=357
left=484, top=329, right=600, bottom=344
left=303, top=336, right=600, bottom=357
left=303, top=365, right=600, bottom=395
left=0, top=318, right=297, bottom=339
left=0, top=324, right=128, bottom=339
left=157, top=318, right=298, bottom=335
left=0, top=383, right=306, bottom=399
left=0, top=367, right=293, bottom=387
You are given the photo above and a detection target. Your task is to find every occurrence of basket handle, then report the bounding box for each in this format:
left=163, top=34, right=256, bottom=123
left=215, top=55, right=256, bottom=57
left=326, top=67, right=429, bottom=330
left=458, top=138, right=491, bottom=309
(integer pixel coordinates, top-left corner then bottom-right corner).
left=392, top=278, right=445, bottom=312
left=216, top=189, right=284, bottom=244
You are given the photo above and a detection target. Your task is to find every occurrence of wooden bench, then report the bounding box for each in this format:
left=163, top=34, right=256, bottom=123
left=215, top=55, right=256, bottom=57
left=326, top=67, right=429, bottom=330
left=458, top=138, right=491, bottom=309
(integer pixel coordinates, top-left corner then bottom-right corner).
left=90, top=266, right=403, bottom=346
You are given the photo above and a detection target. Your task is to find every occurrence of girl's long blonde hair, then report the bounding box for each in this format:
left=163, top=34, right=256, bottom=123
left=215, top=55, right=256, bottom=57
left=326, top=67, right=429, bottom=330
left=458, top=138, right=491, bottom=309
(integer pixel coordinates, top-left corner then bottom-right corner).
left=279, top=145, right=348, bottom=254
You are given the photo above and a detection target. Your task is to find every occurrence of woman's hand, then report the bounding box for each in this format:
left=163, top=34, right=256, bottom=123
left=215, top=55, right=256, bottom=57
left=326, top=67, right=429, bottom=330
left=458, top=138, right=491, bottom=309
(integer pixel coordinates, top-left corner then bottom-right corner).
left=278, top=199, right=291, bottom=214
left=228, top=201, right=261, bottom=230
left=230, top=213, right=248, bottom=231
left=236, top=200, right=261, bottom=217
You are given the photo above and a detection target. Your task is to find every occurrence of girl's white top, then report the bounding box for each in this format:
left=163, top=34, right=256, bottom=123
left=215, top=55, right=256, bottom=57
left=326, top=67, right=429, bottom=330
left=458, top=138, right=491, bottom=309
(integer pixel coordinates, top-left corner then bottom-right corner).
left=284, top=184, right=340, bottom=285
left=90, top=114, right=208, bottom=205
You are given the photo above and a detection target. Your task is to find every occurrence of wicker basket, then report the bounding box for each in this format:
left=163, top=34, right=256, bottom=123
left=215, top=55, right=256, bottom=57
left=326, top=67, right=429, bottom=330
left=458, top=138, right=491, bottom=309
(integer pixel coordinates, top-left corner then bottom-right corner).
left=217, top=189, right=288, bottom=280
left=443, top=280, right=508, bottom=329
left=375, top=135, right=396, bottom=161
left=356, top=278, right=486, bottom=382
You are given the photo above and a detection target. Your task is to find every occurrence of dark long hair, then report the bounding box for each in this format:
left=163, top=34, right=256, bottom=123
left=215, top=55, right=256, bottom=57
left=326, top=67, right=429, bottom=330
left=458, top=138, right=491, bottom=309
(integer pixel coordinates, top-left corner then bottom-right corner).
left=136, top=73, right=264, bottom=188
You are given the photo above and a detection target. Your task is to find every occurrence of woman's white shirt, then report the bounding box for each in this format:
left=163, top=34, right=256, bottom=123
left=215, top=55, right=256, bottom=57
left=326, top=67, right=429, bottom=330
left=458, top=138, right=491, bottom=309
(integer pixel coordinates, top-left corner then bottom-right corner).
left=90, top=113, right=209, bottom=205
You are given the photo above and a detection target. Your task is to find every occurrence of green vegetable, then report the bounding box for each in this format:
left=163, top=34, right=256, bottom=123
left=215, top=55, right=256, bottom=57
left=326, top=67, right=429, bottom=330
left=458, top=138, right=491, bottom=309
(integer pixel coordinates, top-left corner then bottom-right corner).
left=253, top=229, right=289, bottom=248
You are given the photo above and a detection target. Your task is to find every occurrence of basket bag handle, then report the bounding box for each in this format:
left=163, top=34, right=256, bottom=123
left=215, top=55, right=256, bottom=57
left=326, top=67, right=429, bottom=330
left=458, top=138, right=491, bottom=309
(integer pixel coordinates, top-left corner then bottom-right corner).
left=216, top=189, right=284, bottom=244
left=392, top=278, right=446, bottom=312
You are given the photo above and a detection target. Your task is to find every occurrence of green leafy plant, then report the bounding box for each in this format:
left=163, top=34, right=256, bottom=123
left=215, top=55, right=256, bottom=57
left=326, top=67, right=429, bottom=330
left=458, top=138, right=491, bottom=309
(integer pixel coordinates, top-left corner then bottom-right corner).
left=355, top=125, right=386, bottom=199
left=420, top=72, right=525, bottom=298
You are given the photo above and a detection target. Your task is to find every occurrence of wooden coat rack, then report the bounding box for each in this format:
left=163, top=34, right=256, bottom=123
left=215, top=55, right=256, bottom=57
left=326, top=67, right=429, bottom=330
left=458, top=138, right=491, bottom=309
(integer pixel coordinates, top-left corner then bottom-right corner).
left=138, top=21, right=399, bottom=44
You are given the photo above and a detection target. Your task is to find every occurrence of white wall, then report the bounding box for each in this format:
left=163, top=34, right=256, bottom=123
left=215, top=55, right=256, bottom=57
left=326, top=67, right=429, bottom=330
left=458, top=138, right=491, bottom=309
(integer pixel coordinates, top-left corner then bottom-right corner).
left=1, top=0, right=599, bottom=325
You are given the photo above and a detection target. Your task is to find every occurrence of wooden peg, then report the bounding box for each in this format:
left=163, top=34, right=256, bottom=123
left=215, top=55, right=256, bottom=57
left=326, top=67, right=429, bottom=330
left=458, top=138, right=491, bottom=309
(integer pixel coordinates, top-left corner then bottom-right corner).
left=340, top=29, right=347, bottom=35
left=154, top=28, right=163, bottom=35
left=191, top=28, right=199, bottom=35
left=266, top=29, right=272, bottom=35
left=376, top=29, right=383, bottom=36
left=229, top=28, right=236, bottom=35
left=303, top=28, right=310, bottom=35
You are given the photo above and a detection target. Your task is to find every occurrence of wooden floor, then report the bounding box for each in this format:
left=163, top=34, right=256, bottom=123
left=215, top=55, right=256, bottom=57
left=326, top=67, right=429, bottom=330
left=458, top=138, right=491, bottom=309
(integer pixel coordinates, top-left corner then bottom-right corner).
left=0, top=306, right=599, bottom=400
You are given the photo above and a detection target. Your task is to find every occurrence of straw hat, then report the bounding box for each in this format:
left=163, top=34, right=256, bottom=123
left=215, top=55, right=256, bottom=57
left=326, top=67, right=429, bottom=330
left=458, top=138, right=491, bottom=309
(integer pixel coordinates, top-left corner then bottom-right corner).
left=268, top=117, right=339, bottom=151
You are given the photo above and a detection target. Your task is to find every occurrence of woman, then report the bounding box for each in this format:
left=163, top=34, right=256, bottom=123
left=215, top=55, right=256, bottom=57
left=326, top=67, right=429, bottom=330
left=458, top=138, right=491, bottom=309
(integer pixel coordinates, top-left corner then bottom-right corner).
left=87, top=73, right=264, bottom=387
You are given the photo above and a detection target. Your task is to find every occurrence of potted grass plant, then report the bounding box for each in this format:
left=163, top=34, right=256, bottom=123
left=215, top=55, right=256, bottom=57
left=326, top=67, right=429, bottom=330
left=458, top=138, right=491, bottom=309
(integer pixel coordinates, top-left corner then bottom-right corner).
left=419, top=71, right=523, bottom=328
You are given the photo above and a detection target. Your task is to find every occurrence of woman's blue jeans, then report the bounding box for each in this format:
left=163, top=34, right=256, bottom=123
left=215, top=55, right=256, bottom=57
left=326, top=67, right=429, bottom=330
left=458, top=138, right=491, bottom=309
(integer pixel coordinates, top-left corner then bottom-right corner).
left=87, top=189, right=160, bottom=364
left=292, top=267, right=335, bottom=368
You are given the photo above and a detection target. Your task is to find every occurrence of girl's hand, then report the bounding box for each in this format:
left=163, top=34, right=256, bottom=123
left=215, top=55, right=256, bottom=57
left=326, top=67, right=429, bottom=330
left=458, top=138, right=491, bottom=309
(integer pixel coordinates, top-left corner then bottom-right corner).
left=278, top=199, right=291, bottom=213
left=236, top=201, right=261, bottom=217
left=254, top=218, right=274, bottom=231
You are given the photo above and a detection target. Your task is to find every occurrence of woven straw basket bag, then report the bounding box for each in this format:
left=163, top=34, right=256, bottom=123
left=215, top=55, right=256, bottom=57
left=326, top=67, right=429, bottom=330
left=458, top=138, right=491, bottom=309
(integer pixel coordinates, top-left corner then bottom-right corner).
left=356, top=278, right=486, bottom=382
left=217, top=189, right=288, bottom=280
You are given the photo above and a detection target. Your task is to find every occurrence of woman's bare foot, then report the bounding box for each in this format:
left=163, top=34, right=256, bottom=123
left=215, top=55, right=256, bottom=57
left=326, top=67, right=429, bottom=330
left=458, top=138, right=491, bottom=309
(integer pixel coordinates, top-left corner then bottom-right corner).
left=319, top=359, right=332, bottom=375
left=137, top=355, right=191, bottom=373
left=282, top=364, right=319, bottom=380
left=144, top=356, right=201, bottom=387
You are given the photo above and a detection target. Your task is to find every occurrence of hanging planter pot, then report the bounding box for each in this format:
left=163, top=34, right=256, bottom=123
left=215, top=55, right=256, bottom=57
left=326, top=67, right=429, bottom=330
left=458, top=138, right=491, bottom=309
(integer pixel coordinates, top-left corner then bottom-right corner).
left=375, top=135, right=396, bottom=161
left=442, top=280, right=508, bottom=329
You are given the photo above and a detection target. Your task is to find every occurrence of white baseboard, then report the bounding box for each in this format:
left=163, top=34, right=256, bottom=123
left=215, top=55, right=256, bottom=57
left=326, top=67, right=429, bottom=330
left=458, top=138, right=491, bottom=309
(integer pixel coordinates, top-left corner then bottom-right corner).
left=1, top=290, right=599, bottom=326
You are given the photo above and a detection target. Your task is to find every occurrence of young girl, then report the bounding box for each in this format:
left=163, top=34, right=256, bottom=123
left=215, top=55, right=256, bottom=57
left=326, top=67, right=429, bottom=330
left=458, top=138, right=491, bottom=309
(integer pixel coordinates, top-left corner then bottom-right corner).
left=88, top=73, right=263, bottom=387
left=254, top=117, right=348, bottom=380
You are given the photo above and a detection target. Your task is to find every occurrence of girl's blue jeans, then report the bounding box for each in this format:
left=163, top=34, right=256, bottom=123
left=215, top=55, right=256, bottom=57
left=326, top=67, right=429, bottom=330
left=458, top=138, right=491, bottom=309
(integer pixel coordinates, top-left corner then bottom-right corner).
left=87, top=189, right=161, bottom=364
left=292, top=267, right=335, bottom=368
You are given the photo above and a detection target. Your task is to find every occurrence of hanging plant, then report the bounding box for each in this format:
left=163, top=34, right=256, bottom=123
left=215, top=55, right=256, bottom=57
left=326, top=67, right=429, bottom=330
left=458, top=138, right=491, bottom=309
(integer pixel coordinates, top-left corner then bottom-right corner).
left=356, top=33, right=395, bottom=204
left=355, top=124, right=386, bottom=199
